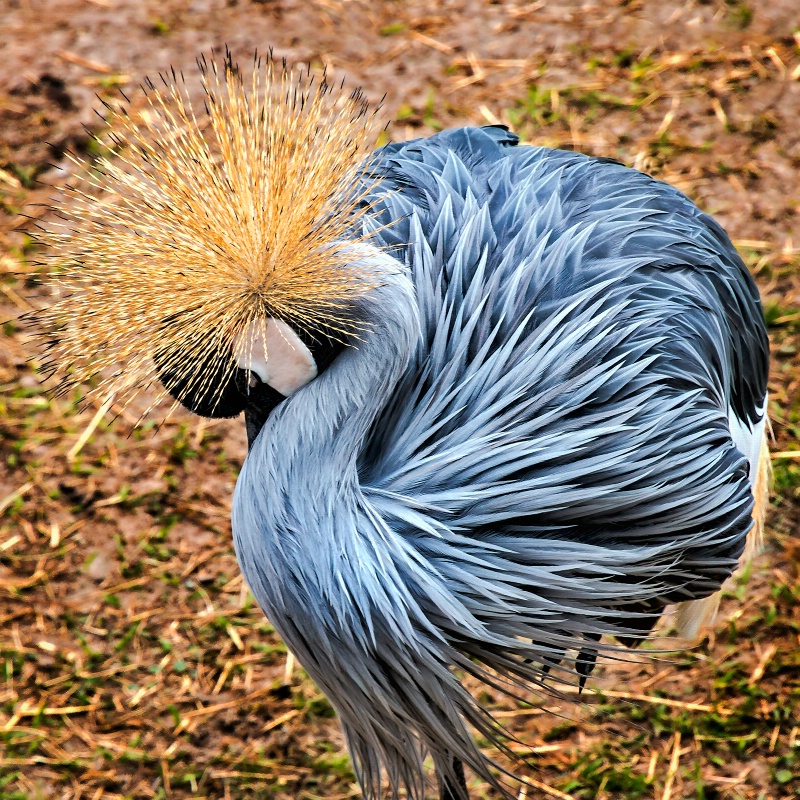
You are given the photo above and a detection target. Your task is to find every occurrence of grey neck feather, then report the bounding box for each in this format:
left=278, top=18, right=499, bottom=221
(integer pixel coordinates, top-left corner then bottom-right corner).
left=244, top=244, right=419, bottom=480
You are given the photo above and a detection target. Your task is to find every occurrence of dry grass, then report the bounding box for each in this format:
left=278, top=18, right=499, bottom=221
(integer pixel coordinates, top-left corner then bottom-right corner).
left=1, top=1, right=800, bottom=798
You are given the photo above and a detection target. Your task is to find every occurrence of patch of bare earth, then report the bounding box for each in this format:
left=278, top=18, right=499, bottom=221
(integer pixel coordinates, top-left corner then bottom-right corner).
left=1, top=1, right=799, bottom=798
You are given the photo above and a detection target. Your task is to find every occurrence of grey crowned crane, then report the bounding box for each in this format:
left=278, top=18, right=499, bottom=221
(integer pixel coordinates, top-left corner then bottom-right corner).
left=37, top=53, right=769, bottom=800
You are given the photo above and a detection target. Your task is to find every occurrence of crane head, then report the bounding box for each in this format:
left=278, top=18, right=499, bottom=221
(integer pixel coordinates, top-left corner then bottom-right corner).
left=152, top=313, right=348, bottom=447
left=31, top=50, right=384, bottom=433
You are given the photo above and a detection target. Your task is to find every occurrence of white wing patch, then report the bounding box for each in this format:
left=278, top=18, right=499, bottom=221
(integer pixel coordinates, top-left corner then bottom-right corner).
left=728, top=400, right=769, bottom=491
left=674, top=396, right=769, bottom=640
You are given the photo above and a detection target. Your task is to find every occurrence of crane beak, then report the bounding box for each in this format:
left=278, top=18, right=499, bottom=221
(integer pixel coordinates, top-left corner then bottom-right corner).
left=242, top=384, right=285, bottom=449
left=234, top=318, right=319, bottom=449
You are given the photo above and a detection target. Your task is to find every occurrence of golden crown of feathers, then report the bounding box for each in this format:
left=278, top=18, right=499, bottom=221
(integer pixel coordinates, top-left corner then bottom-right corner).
left=32, top=51, right=384, bottom=411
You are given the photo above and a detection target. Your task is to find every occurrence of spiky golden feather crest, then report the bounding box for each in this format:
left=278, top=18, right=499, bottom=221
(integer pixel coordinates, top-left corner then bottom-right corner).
left=34, top=51, right=384, bottom=411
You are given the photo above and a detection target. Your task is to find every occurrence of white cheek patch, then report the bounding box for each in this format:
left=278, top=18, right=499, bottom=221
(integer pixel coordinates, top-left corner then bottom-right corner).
left=235, top=318, right=318, bottom=396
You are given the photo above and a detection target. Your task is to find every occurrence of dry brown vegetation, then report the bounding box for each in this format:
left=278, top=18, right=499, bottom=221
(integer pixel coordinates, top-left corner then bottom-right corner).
left=1, top=1, right=800, bottom=798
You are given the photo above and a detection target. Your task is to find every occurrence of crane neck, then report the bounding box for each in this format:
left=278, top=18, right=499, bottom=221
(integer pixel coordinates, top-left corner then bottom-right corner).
left=230, top=241, right=423, bottom=647
left=229, top=246, right=473, bottom=799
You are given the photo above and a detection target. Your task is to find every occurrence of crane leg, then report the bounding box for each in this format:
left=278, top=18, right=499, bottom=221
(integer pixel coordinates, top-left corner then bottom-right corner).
left=439, top=757, right=468, bottom=800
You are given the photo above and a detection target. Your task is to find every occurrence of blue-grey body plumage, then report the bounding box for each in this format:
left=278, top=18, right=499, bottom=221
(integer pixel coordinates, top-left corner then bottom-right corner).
left=232, top=127, right=768, bottom=799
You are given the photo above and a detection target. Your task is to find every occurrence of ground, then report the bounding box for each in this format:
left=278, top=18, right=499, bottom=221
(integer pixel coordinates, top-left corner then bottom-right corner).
left=1, top=1, right=800, bottom=798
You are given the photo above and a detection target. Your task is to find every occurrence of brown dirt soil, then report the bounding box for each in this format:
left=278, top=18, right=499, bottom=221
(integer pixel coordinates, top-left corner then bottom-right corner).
left=2, top=1, right=800, bottom=798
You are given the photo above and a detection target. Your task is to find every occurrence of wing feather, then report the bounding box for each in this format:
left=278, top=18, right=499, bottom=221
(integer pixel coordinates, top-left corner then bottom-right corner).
left=360, top=125, right=768, bottom=649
